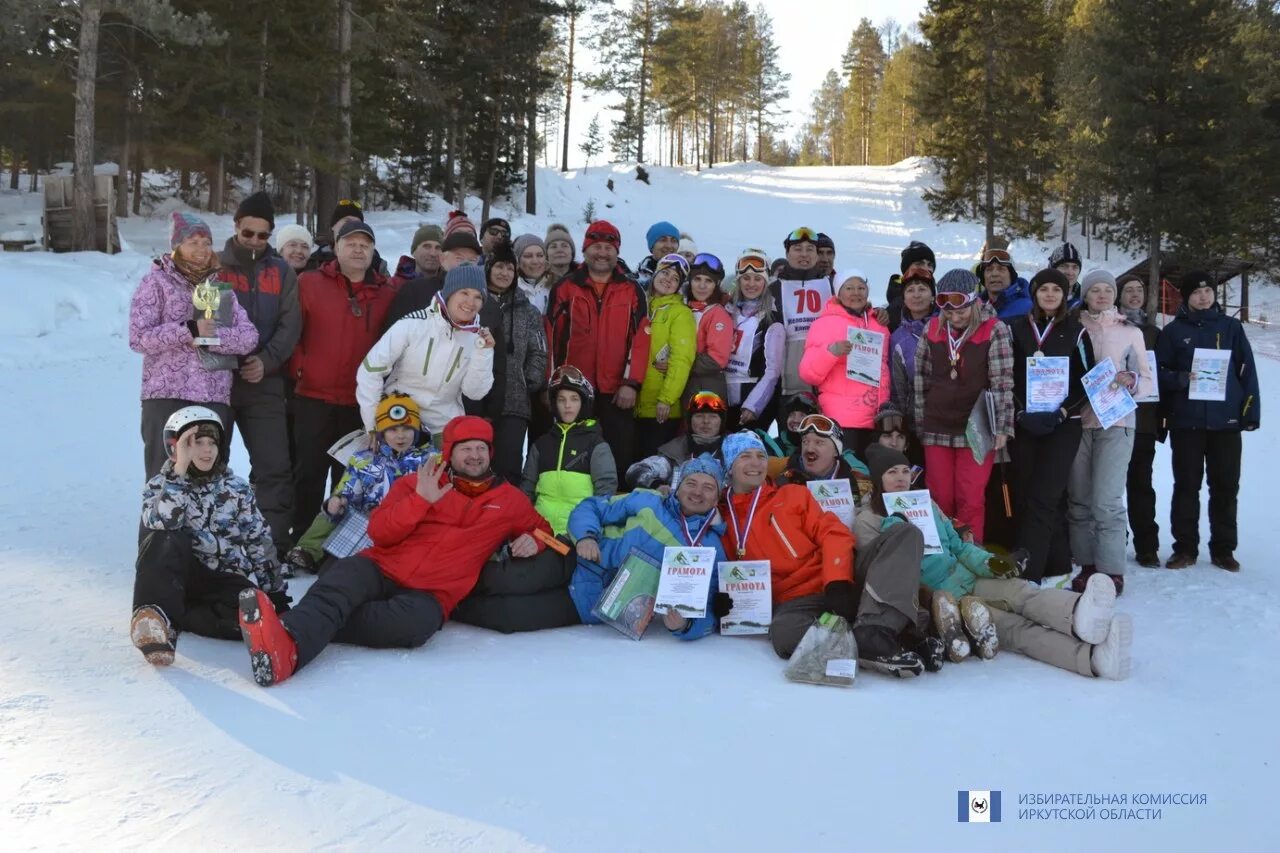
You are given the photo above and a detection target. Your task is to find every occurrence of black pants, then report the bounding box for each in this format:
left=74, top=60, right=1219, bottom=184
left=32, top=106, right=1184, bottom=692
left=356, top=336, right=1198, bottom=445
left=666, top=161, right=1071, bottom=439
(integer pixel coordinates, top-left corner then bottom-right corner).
left=1170, top=428, right=1242, bottom=558
left=633, top=417, right=679, bottom=463
left=282, top=555, right=444, bottom=669
left=291, top=395, right=362, bottom=540
left=1011, top=421, right=1081, bottom=581
left=229, top=375, right=294, bottom=552
left=529, top=392, right=554, bottom=445
left=492, top=415, right=529, bottom=485
left=1126, top=430, right=1160, bottom=557
left=596, top=391, right=637, bottom=482
left=983, top=453, right=1018, bottom=552
left=452, top=549, right=580, bottom=634
left=140, top=399, right=234, bottom=480
left=134, top=529, right=282, bottom=639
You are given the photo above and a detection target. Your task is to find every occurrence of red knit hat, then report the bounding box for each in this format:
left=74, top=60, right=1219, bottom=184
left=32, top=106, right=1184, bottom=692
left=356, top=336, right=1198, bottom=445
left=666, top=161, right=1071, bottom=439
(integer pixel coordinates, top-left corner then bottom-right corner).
left=442, top=210, right=481, bottom=253
left=583, top=220, right=621, bottom=251
left=441, top=415, right=493, bottom=463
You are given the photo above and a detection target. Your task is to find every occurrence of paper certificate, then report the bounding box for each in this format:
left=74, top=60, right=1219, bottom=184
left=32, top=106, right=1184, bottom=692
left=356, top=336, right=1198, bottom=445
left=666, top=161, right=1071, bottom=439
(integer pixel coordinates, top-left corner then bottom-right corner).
left=1133, top=351, right=1160, bottom=404
left=883, top=489, right=944, bottom=555
left=1082, top=357, right=1138, bottom=430
left=654, top=547, right=717, bottom=618
left=1189, top=348, right=1231, bottom=402
left=718, top=561, right=772, bottom=635
left=1025, top=356, right=1070, bottom=413
left=327, top=428, right=371, bottom=467
left=807, top=479, right=857, bottom=529
left=845, top=328, right=885, bottom=387
left=592, top=548, right=661, bottom=641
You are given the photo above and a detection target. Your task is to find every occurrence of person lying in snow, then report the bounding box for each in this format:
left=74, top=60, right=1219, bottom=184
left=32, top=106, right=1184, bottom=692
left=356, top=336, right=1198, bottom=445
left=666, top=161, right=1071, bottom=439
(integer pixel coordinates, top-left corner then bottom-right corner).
left=131, top=406, right=288, bottom=666
left=858, top=444, right=1132, bottom=680
left=236, top=415, right=552, bottom=686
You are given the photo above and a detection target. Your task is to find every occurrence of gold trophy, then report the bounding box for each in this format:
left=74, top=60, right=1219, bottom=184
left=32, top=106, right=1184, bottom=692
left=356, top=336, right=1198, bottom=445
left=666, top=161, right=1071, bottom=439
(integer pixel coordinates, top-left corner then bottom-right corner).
left=192, top=280, right=223, bottom=347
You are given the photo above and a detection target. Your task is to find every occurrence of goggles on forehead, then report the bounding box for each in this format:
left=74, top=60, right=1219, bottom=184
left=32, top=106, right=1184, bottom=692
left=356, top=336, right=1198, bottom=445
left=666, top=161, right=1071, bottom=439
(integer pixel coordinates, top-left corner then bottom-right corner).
left=551, top=364, right=588, bottom=385
left=736, top=250, right=769, bottom=275
left=982, top=248, right=1014, bottom=266
left=935, top=291, right=977, bottom=310
left=691, top=253, right=724, bottom=274
left=585, top=229, right=620, bottom=246
left=689, top=391, right=728, bottom=413
left=655, top=253, right=690, bottom=274
left=797, top=413, right=839, bottom=439
left=786, top=227, right=818, bottom=245
left=338, top=199, right=362, bottom=209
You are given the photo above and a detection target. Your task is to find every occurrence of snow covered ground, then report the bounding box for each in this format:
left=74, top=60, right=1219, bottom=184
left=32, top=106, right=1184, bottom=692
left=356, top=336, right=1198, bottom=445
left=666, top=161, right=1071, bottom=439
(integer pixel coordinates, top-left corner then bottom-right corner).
left=1, top=162, right=1276, bottom=850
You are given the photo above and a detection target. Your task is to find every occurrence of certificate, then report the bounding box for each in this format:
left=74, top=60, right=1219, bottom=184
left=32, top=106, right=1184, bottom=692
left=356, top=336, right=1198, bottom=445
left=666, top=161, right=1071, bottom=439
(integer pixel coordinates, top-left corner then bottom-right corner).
left=882, top=489, right=943, bottom=555
left=807, top=479, right=857, bottom=529
left=718, top=561, right=772, bottom=636
left=1025, top=356, right=1070, bottom=413
left=654, top=547, right=717, bottom=619
left=1082, top=357, right=1137, bottom=430
left=1189, top=348, right=1230, bottom=402
left=845, top=328, right=885, bottom=387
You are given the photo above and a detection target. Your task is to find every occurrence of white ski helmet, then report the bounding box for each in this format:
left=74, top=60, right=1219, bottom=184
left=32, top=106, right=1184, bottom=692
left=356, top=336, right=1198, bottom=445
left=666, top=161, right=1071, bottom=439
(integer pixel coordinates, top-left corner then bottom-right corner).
left=163, top=405, right=224, bottom=460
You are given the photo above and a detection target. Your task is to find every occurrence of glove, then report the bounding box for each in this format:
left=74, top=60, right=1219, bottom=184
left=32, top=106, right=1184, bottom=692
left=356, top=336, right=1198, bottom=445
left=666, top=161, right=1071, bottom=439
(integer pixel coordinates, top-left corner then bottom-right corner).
left=625, top=455, right=672, bottom=489
left=1016, top=410, right=1064, bottom=437
left=267, top=588, right=292, bottom=613
left=712, top=592, right=735, bottom=619
left=822, top=580, right=857, bottom=621
left=987, top=548, right=1028, bottom=578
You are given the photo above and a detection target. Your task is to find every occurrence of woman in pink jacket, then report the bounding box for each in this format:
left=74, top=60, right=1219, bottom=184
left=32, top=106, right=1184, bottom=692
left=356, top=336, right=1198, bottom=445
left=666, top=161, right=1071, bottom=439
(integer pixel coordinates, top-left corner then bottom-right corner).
left=129, top=212, right=259, bottom=479
left=682, top=253, right=734, bottom=408
left=798, top=268, right=891, bottom=457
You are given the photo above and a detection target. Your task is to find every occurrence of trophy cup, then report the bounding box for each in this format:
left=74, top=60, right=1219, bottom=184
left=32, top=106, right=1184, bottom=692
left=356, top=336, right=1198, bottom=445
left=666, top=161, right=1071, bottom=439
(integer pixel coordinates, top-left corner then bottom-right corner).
left=192, top=280, right=223, bottom=347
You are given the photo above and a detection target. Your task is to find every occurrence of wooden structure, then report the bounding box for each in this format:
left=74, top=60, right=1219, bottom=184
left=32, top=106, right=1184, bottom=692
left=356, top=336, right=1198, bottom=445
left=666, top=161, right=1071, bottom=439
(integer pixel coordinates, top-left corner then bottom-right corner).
left=1119, top=256, right=1257, bottom=322
left=43, top=175, right=120, bottom=254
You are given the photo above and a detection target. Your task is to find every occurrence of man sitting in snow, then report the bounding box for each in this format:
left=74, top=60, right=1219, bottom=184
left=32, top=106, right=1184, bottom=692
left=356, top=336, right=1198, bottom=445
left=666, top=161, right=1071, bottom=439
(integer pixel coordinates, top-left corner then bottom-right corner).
left=236, top=416, right=552, bottom=686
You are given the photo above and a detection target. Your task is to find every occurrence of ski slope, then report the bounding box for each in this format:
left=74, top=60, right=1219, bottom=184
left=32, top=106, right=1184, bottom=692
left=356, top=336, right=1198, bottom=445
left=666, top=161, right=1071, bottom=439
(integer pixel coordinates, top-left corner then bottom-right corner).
left=0, top=162, right=1276, bottom=851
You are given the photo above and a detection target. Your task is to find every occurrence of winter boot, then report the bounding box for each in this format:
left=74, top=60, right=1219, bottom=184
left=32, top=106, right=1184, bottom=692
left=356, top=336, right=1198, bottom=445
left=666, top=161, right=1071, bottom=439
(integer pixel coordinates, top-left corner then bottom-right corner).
left=1135, top=552, right=1160, bottom=569
left=1069, top=564, right=1098, bottom=593
left=901, top=624, right=945, bottom=673
left=854, top=625, right=924, bottom=679
left=1091, top=613, right=1133, bottom=681
left=238, top=588, right=298, bottom=687
left=1071, top=573, right=1117, bottom=644
left=1211, top=552, right=1240, bottom=572
left=1165, top=553, right=1195, bottom=570
left=281, top=547, right=316, bottom=579
left=929, top=591, right=970, bottom=662
left=131, top=605, right=176, bottom=666
left=958, top=596, right=999, bottom=660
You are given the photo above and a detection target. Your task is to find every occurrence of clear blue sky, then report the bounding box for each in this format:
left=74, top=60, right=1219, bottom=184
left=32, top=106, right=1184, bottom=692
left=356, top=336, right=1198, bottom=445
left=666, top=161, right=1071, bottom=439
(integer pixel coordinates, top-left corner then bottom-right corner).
left=562, top=0, right=928, bottom=165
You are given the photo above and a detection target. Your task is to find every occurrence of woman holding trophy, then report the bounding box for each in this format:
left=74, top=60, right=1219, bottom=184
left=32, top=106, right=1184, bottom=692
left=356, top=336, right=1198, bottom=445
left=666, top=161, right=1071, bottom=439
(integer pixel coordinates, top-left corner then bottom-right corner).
left=129, top=211, right=260, bottom=479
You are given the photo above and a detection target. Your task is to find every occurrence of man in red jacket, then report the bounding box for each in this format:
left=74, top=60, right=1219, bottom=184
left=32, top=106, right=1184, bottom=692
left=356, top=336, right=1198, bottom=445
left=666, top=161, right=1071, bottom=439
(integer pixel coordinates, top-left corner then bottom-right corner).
left=237, top=416, right=552, bottom=686
left=546, top=220, right=649, bottom=482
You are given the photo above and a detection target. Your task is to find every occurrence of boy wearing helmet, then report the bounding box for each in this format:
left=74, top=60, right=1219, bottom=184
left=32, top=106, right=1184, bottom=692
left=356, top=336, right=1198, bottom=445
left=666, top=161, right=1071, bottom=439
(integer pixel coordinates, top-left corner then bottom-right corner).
left=284, top=393, right=434, bottom=574
left=130, top=406, right=289, bottom=666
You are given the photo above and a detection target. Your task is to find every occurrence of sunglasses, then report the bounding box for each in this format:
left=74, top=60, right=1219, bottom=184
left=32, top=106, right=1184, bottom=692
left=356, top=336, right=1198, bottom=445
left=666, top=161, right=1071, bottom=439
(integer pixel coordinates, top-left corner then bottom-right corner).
left=736, top=250, right=769, bottom=275
left=690, top=391, right=727, bottom=413
left=935, top=292, right=977, bottom=310
left=585, top=229, right=620, bottom=246
left=798, top=413, right=840, bottom=438
left=240, top=228, right=271, bottom=241
left=787, top=227, right=817, bottom=244
left=486, top=226, right=510, bottom=237
left=338, top=199, right=362, bottom=209
left=691, top=253, right=724, bottom=274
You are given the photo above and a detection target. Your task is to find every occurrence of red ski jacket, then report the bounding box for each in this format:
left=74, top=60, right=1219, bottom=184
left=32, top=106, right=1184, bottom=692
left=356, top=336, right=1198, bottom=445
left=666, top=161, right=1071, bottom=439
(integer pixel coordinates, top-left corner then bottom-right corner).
left=546, top=265, right=649, bottom=394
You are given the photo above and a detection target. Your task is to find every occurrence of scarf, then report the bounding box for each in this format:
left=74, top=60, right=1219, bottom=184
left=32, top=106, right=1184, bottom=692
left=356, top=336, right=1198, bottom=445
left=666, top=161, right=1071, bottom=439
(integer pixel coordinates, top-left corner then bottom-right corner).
left=451, top=470, right=496, bottom=497
left=171, top=249, right=220, bottom=287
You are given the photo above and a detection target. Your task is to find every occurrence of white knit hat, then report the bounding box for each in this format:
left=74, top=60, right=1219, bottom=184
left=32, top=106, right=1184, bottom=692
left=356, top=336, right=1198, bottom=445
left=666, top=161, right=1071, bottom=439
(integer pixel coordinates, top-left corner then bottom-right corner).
left=274, top=223, right=313, bottom=250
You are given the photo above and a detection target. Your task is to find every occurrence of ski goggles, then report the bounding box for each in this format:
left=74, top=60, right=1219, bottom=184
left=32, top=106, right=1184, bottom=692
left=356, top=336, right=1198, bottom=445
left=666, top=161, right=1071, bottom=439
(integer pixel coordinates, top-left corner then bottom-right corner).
left=584, top=228, right=620, bottom=246
left=981, top=248, right=1014, bottom=267
left=935, top=291, right=978, bottom=310
left=691, top=253, right=724, bottom=275
left=736, top=250, right=770, bottom=275
left=688, top=391, right=727, bottom=414
left=797, top=413, right=840, bottom=439
left=337, top=199, right=363, bottom=209
left=550, top=364, right=589, bottom=387
left=785, top=227, right=818, bottom=246
left=655, top=253, right=690, bottom=275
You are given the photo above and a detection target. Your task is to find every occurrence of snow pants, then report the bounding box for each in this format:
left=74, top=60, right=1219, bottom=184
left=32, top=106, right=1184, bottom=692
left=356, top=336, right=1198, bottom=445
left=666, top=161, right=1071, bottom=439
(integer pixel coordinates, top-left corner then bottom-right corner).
left=1126, top=430, right=1160, bottom=558
left=596, top=392, right=638, bottom=484
left=972, top=578, right=1094, bottom=678
left=140, top=398, right=233, bottom=480
left=291, top=394, right=362, bottom=540
left=282, top=555, right=444, bottom=669
left=133, top=529, right=285, bottom=640
left=1170, top=428, right=1242, bottom=558
left=452, top=549, right=580, bottom=634
left=228, top=375, right=294, bottom=553
left=769, top=521, right=925, bottom=659
left=1068, top=427, right=1134, bottom=574
left=1012, top=420, right=1081, bottom=581
left=923, top=444, right=995, bottom=544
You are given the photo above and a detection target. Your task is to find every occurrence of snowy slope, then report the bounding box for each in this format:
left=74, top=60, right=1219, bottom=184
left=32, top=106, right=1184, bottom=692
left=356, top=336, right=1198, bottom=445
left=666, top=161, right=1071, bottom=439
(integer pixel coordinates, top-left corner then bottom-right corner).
left=1, top=163, right=1276, bottom=851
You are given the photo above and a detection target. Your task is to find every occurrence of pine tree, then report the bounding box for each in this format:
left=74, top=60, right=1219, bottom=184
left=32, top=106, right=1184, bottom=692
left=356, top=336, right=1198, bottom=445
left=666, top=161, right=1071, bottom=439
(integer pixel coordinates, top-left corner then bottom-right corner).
left=743, top=4, right=789, bottom=161
left=580, top=114, right=603, bottom=170
left=609, top=94, right=642, bottom=160
left=840, top=18, right=886, bottom=166
left=870, top=38, right=926, bottom=164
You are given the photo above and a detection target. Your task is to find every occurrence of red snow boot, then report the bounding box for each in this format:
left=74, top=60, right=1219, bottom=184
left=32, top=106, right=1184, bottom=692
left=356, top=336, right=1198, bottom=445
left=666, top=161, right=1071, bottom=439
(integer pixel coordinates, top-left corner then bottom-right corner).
left=1069, top=565, right=1097, bottom=593
left=238, top=588, right=297, bottom=687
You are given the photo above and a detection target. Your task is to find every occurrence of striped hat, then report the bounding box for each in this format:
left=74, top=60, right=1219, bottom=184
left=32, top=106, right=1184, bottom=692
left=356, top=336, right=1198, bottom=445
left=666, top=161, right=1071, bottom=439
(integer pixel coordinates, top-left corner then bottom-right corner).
left=170, top=211, right=211, bottom=250
left=442, top=210, right=481, bottom=253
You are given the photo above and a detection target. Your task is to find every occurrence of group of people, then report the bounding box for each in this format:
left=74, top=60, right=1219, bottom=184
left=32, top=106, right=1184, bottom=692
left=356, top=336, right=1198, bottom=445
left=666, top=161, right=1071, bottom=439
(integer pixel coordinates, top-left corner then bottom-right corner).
left=126, top=198, right=1260, bottom=688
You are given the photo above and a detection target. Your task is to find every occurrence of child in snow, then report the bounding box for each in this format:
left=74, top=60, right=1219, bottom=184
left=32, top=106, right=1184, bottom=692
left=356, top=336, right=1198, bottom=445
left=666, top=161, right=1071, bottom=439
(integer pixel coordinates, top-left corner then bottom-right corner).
left=284, top=393, right=433, bottom=575
left=858, top=444, right=1132, bottom=680
left=131, top=406, right=288, bottom=666
left=521, top=365, right=618, bottom=536
left=683, top=253, right=734, bottom=407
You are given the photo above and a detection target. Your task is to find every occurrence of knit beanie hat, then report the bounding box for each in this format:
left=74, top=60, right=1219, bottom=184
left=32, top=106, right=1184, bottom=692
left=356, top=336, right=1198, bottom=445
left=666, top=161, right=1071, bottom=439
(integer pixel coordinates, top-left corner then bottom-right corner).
left=900, top=241, right=936, bottom=274
left=873, top=400, right=905, bottom=433
left=275, top=223, right=312, bottom=249
left=1116, top=273, right=1147, bottom=300
left=480, top=217, right=510, bottom=237
left=330, top=199, right=364, bottom=225
left=784, top=391, right=819, bottom=417
left=440, top=262, right=487, bottom=302
left=900, top=267, right=936, bottom=295
left=815, top=232, right=835, bottom=251
left=678, top=235, right=699, bottom=256
left=485, top=241, right=517, bottom=287
left=865, top=444, right=909, bottom=490
left=583, top=220, right=621, bottom=251
left=170, top=210, right=212, bottom=250
left=1179, top=269, right=1214, bottom=303
left=936, top=268, right=980, bottom=294
left=234, top=190, right=275, bottom=228
left=1079, top=269, right=1117, bottom=301
left=411, top=224, right=443, bottom=252
left=1029, top=267, right=1070, bottom=296
left=512, top=233, right=545, bottom=263
left=835, top=268, right=869, bottom=293
left=677, top=454, right=725, bottom=490
left=375, top=392, right=422, bottom=435
left=442, top=415, right=493, bottom=463
left=442, top=211, right=481, bottom=253
left=722, top=430, right=766, bottom=474
left=545, top=223, right=575, bottom=252
left=645, top=221, right=680, bottom=251
left=1049, top=242, right=1082, bottom=269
